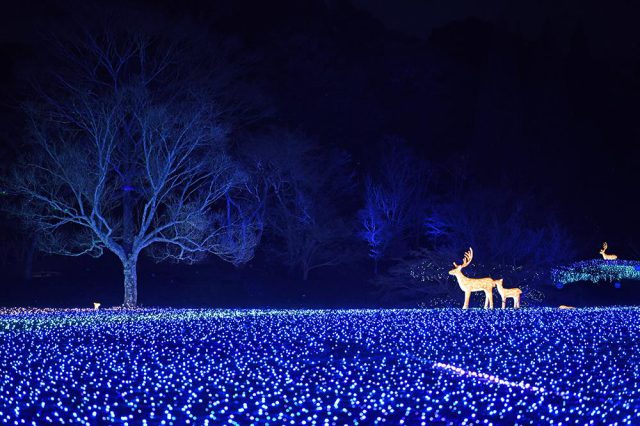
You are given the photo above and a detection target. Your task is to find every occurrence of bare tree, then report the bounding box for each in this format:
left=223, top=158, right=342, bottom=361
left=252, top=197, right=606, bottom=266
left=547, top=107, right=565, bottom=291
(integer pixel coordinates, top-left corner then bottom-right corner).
left=242, top=132, right=357, bottom=280
left=359, top=179, right=389, bottom=274
left=7, top=29, right=263, bottom=306
left=425, top=189, right=576, bottom=267
left=359, top=138, right=430, bottom=272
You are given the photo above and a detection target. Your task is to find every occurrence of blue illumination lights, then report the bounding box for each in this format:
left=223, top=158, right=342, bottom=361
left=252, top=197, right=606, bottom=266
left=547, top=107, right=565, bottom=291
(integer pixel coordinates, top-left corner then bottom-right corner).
left=1, top=307, right=640, bottom=424
left=552, top=259, right=640, bottom=285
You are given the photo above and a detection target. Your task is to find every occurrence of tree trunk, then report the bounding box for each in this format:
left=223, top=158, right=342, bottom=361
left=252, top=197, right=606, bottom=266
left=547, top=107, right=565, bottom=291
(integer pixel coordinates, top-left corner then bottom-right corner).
left=122, top=258, right=138, bottom=307
left=121, top=171, right=137, bottom=307
left=122, top=180, right=135, bottom=254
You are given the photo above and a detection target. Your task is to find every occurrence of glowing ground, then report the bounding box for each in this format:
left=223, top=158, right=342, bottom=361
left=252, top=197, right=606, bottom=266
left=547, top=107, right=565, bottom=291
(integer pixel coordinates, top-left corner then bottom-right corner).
left=1, top=308, right=639, bottom=425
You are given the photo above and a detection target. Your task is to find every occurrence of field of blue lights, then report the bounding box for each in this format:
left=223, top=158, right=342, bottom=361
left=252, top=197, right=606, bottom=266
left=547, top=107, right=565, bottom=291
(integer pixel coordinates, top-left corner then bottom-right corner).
left=1, top=307, right=640, bottom=425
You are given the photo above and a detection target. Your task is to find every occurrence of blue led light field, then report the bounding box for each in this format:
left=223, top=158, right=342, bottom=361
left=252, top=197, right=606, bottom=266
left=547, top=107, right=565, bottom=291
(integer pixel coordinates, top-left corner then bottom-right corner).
left=552, top=259, right=640, bottom=285
left=1, top=307, right=639, bottom=425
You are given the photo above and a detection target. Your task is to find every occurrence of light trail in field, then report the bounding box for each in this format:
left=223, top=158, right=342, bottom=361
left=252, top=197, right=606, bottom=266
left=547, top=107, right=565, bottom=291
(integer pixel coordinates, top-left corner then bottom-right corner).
left=432, top=361, right=547, bottom=394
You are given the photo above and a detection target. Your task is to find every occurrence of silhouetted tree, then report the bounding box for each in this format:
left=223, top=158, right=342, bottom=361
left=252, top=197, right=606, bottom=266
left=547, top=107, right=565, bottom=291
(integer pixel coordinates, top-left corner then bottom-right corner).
left=243, top=132, right=356, bottom=280
left=425, top=188, right=575, bottom=267
left=359, top=181, right=388, bottom=274
left=374, top=185, right=575, bottom=306
left=359, top=139, right=430, bottom=272
left=7, top=29, right=263, bottom=306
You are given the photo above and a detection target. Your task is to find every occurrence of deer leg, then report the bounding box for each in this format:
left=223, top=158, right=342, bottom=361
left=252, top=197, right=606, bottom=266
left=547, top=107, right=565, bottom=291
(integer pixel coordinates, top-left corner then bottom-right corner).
left=463, top=291, right=470, bottom=309
left=484, top=290, right=493, bottom=309
left=502, top=298, right=506, bottom=309
left=515, top=296, right=520, bottom=309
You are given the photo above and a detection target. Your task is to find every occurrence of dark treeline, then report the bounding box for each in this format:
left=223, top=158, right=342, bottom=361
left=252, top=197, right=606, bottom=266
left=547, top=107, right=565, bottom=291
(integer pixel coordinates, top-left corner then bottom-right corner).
left=1, top=0, right=639, bottom=307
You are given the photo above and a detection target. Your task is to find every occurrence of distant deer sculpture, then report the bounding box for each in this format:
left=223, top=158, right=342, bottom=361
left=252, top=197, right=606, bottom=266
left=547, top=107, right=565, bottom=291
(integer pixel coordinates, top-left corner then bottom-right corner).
left=449, top=248, right=497, bottom=309
left=495, top=279, right=522, bottom=309
left=599, top=242, right=618, bottom=260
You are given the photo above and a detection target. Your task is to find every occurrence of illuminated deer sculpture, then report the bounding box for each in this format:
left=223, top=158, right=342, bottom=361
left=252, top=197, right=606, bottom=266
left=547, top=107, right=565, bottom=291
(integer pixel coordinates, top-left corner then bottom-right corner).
left=495, top=279, right=522, bottom=309
left=449, top=248, right=497, bottom=309
left=599, top=242, right=617, bottom=260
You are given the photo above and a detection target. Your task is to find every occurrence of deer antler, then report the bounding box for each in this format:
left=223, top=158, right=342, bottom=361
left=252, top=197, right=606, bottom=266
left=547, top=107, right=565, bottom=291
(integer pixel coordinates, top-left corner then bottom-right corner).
left=453, top=247, right=473, bottom=268
left=462, top=247, right=473, bottom=268
left=602, top=242, right=608, bottom=251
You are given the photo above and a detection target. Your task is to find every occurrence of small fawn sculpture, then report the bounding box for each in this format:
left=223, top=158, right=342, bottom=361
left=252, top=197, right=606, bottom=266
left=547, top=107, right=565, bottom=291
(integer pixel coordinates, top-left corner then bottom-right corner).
left=495, top=279, right=522, bottom=309
left=449, top=248, right=497, bottom=309
left=599, top=242, right=617, bottom=260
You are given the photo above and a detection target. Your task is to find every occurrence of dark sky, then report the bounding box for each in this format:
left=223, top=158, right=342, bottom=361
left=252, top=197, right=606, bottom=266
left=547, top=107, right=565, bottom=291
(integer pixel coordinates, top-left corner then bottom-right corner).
left=356, top=0, right=640, bottom=60
left=2, top=0, right=640, bottom=251
left=364, top=0, right=640, bottom=238
left=3, top=0, right=638, bottom=55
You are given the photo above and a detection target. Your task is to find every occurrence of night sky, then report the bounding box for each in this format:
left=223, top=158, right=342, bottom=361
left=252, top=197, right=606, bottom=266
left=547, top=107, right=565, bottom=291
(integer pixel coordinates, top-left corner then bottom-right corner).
left=1, top=0, right=640, bottom=307
left=358, top=0, right=640, bottom=245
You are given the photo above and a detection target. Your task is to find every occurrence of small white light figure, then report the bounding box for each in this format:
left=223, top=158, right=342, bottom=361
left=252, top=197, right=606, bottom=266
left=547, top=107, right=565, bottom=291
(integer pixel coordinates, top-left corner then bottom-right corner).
left=93, top=302, right=101, bottom=310
left=495, top=279, right=522, bottom=309
left=599, top=242, right=618, bottom=260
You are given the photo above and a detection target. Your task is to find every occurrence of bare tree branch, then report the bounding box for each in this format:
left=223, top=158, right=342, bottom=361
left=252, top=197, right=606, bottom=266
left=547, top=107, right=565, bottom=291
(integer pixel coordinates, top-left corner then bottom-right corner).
left=6, top=27, right=264, bottom=305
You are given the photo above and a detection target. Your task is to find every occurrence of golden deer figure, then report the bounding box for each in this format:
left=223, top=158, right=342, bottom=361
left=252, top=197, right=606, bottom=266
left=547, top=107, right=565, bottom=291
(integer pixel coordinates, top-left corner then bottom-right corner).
left=599, top=242, right=617, bottom=260
left=495, top=279, right=522, bottom=309
left=449, top=248, right=497, bottom=309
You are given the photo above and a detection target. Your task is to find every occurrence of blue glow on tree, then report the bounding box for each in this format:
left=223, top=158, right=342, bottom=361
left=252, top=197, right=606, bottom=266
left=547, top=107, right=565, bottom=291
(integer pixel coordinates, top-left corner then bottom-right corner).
left=7, top=29, right=264, bottom=306
left=358, top=139, right=430, bottom=273
left=359, top=185, right=388, bottom=273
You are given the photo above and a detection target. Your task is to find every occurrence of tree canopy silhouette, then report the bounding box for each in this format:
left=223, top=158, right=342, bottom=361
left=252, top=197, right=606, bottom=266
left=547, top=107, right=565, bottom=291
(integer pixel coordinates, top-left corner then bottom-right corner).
left=7, top=28, right=264, bottom=306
